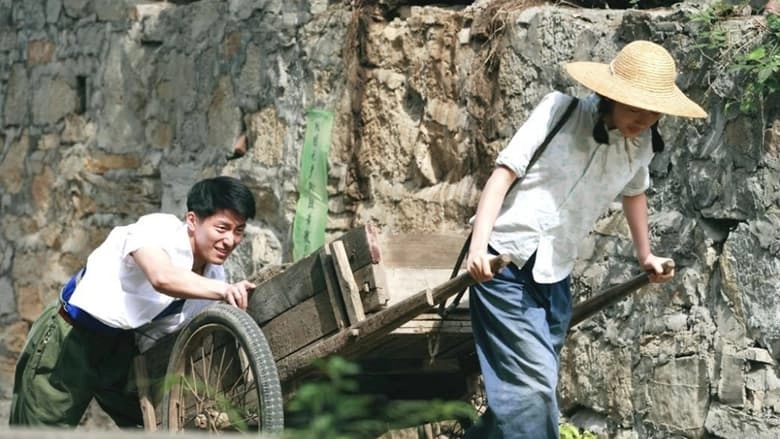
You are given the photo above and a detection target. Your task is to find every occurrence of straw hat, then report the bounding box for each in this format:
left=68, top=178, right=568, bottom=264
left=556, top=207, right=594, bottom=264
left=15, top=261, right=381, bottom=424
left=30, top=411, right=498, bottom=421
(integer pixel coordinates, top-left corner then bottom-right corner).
left=565, top=41, right=708, bottom=118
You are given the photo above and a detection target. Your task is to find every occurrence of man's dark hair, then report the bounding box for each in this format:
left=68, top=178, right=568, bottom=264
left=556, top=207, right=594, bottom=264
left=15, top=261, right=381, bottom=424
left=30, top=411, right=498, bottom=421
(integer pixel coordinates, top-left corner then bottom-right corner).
left=186, top=176, right=256, bottom=220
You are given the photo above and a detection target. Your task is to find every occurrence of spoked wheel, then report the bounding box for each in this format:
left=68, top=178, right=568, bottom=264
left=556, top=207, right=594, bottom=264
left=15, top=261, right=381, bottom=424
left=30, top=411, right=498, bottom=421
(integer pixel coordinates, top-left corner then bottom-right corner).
left=445, top=373, right=487, bottom=438
left=161, top=304, right=284, bottom=434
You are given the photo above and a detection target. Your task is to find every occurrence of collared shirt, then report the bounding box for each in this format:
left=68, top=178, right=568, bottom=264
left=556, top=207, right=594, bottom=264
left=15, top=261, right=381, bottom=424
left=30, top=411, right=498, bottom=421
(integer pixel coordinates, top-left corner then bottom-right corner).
left=489, top=92, right=653, bottom=283
left=68, top=213, right=224, bottom=350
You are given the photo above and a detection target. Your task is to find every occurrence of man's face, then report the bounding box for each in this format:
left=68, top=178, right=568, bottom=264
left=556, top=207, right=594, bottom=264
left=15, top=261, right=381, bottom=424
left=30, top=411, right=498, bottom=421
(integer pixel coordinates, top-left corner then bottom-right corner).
left=610, top=102, right=662, bottom=138
left=187, top=209, right=247, bottom=266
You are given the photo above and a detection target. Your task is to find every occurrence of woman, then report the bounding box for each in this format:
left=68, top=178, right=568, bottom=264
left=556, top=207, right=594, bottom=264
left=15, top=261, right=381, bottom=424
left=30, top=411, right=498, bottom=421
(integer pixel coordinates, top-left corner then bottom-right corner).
left=464, top=40, right=707, bottom=438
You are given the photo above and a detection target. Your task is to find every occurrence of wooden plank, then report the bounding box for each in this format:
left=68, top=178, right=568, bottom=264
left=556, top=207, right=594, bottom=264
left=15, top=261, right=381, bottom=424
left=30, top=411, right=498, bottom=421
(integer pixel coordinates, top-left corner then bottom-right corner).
left=133, top=356, right=157, bottom=431
left=408, top=312, right=471, bottom=321
left=136, top=333, right=177, bottom=427
left=391, top=319, right=473, bottom=334
left=382, top=267, right=453, bottom=305
left=377, top=231, right=468, bottom=269
left=341, top=223, right=382, bottom=265
left=352, top=262, right=389, bottom=313
left=357, top=334, right=435, bottom=362
left=275, top=255, right=510, bottom=383
left=247, top=249, right=324, bottom=325
left=318, top=247, right=348, bottom=329
left=254, top=263, right=290, bottom=284
left=137, top=334, right=175, bottom=381
left=357, top=329, right=473, bottom=362
left=330, top=240, right=365, bottom=324
left=261, top=291, right=339, bottom=360
left=247, top=225, right=376, bottom=326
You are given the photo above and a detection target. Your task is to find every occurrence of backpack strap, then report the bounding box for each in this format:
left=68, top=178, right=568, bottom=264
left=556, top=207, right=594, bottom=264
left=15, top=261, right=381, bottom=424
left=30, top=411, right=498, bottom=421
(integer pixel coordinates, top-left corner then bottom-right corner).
left=438, top=96, right=579, bottom=318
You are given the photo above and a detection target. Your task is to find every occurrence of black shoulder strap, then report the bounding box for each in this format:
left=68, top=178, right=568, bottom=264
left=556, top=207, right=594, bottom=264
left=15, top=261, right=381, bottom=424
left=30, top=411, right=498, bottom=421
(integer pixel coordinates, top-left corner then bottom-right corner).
left=438, top=96, right=579, bottom=318
left=505, top=96, right=580, bottom=195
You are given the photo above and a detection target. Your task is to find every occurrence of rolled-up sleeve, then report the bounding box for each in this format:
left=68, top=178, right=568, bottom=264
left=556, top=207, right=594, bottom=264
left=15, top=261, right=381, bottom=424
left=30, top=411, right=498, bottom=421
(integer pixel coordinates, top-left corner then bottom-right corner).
left=496, top=91, right=571, bottom=178
left=122, top=214, right=180, bottom=258
left=621, top=165, right=650, bottom=196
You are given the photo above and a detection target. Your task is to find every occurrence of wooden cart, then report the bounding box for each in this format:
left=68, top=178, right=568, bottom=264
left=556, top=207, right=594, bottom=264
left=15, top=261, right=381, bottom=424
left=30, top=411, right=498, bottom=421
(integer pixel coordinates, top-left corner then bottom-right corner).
left=133, top=224, right=665, bottom=434
left=133, top=225, right=508, bottom=434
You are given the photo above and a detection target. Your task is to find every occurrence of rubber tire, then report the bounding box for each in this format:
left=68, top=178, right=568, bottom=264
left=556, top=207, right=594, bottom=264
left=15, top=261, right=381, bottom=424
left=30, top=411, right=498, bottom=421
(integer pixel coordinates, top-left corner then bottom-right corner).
left=161, top=304, right=284, bottom=434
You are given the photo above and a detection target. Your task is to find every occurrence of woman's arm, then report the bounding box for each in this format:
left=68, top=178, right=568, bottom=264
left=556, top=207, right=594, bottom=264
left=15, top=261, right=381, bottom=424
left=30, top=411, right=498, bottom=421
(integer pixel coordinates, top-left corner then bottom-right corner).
left=622, top=192, right=674, bottom=283
left=467, top=165, right=516, bottom=281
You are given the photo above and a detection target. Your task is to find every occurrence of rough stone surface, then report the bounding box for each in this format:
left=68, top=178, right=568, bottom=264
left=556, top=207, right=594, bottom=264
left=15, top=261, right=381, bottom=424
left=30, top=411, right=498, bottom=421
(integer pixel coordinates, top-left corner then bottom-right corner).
left=0, top=0, right=779, bottom=436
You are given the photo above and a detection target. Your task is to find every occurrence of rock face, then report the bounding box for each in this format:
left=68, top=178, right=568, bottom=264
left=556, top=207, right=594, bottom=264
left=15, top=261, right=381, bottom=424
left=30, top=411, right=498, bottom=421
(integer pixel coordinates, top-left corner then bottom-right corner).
left=1, top=0, right=779, bottom=436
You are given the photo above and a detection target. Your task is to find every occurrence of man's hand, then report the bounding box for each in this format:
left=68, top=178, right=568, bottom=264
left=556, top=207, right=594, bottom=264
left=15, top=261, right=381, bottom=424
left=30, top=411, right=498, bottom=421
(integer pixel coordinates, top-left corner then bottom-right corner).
left=640, top=254, right=675, bottom=283
left=222, top=280, right=255, bottom=310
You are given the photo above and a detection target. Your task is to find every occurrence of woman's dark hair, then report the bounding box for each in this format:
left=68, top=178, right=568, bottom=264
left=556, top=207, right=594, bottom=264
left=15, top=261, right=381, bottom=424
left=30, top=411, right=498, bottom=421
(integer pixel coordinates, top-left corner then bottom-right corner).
left=594, top=95, right=665, bottom=153
left=186, top=176, right=256, bottom=220
left=650, top=121, right=664, bottom=153
left=593, top=97, right=611, bottom=145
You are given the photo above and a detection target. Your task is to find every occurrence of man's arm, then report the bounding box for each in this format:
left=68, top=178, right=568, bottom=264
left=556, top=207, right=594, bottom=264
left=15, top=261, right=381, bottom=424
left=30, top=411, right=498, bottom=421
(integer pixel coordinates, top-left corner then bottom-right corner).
left=131, top=247, right=253, bottom=309
left=622, top=192, right=674, bottom=283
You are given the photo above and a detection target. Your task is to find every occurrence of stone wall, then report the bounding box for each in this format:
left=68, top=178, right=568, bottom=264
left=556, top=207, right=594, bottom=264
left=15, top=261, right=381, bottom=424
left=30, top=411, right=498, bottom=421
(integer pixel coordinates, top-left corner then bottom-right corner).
left=1, top=0, right=779, bottom=437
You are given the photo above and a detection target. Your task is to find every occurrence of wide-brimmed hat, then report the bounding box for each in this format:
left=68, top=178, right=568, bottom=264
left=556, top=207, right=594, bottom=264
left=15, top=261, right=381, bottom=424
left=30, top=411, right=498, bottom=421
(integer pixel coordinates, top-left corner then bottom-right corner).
left=565, top=41, right=708, bottom=118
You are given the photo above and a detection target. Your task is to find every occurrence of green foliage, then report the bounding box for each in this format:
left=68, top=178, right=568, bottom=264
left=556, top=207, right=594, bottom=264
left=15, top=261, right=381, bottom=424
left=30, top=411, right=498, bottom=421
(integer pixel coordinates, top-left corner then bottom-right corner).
left=560, top=422, right=599, bottom=439
left=284, top=356, right=478, bottom=439
left=690, top=1, right=733, bottom=28
left=160, top=374, right=252, bottom=432
left=691, top=1, right=780, bottom=114
left=731, top=13, right=780, bottom=113
left=690, top=2, right=731, bottom=50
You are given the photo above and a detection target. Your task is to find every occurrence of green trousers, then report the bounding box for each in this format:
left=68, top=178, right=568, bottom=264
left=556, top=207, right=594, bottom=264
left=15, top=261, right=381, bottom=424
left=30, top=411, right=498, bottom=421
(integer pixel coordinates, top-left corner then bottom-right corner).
left=9, top=301, right=143, bottom=427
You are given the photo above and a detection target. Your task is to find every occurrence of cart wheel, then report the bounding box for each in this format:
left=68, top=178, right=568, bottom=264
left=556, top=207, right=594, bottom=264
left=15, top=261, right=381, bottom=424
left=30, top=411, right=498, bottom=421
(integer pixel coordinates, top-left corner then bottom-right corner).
left=444, top=373, right=487, bottom=438
left=161, top=304, right=284, bottom=434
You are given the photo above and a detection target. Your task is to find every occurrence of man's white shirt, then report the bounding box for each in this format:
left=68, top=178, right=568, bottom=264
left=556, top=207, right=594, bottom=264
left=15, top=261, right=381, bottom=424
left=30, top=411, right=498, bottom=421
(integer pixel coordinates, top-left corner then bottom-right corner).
left=67, top=213, right=225, bottom=352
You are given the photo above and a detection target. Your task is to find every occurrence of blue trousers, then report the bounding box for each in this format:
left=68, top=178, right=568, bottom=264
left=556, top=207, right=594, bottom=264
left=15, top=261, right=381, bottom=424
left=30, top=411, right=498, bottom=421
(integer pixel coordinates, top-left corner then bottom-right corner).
left=465, top=252, right=572, bottom=439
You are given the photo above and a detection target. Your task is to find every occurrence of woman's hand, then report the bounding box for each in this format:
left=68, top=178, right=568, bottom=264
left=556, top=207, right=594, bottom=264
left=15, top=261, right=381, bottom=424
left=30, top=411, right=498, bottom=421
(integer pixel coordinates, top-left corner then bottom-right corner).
left=640, top=254, right=675, bottom=283
left=467, top=251, right=495, bottom=283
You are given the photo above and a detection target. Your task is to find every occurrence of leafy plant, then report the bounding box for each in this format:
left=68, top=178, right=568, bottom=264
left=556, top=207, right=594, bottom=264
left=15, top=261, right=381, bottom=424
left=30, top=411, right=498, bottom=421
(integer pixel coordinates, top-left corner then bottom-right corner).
left=731, top=12, right=780, bottom=113
left=560, top=422, right=599, bottom=439
left=691, top=1, right=780, bottom=114
left=284, top=356, right=478, bottom=439
left=690, top=4, right=730, bottom=51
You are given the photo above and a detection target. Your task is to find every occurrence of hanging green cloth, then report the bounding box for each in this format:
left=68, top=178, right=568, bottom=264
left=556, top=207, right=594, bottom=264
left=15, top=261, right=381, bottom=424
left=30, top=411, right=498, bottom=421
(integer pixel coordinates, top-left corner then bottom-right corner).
left=292, top=109, right=333, bottom=261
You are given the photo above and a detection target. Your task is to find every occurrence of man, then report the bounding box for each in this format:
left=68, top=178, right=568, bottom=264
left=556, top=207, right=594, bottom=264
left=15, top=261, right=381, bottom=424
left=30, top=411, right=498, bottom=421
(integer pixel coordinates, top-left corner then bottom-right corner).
left=10, top=175, right=257, bottom=427
left=464, top=41, right=707, bottom=438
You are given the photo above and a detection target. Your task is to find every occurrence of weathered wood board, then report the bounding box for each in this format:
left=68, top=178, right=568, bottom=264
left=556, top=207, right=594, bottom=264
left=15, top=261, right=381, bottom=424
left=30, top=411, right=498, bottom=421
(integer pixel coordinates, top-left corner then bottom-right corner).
left=247, top=225, right=381, bottom=326
left=133, top=331, right=177, bottom=428
left=249, top=225, right=390, bottom=362
left=261, top=290, right=339, bottom=360
left=377, top=231, right=468, bottom=268
left=378, top=231, right=470, bottom=308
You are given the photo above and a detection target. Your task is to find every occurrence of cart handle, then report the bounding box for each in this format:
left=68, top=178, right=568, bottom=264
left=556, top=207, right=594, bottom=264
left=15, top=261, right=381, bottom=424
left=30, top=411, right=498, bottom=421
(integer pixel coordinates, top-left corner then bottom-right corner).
left=569, top=259, right=675, bottom=329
